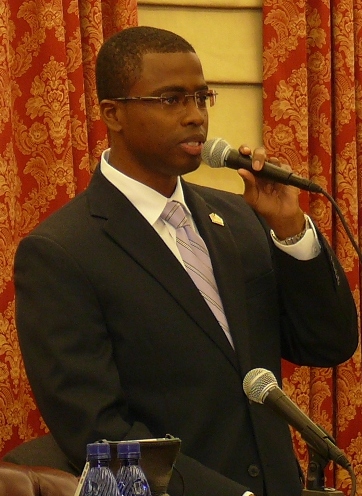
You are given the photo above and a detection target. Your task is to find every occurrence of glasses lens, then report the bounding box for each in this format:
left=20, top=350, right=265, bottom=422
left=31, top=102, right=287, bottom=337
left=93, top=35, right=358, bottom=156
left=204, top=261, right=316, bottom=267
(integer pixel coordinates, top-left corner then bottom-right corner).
left=159, top=90, right=217, bottom=110
left=195, top=90, right=216, bottom=108
left=160, top=92, right=184, bottom=107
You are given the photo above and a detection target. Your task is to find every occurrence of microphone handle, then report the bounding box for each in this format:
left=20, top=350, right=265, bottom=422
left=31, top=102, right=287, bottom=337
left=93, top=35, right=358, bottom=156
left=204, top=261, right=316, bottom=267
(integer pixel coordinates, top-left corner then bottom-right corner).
left=264, top=388, right=351, bottom=470
left=225, top=149, right=323, bottom=193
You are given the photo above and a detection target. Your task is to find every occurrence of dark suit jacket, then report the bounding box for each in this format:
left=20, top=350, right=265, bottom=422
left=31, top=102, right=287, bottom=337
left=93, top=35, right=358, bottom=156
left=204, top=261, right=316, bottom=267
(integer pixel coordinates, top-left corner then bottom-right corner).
left=14, top=166, right=358, bottom=496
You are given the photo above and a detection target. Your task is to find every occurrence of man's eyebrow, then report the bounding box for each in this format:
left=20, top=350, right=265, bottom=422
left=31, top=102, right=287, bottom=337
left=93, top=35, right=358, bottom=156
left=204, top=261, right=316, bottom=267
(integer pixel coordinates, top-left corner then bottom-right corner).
left=149, top=84, right=209, bottom=95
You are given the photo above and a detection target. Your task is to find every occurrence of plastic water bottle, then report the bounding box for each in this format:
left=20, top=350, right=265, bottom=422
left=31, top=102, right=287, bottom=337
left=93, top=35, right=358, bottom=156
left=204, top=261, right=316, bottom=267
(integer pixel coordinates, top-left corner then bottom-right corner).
left=116, top=441, right=151, bottom=496
left=78, top=442, right=120, bottom=496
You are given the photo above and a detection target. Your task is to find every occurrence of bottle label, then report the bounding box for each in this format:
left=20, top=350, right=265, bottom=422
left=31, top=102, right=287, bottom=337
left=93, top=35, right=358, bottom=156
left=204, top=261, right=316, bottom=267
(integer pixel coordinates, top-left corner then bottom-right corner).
left=77, top=466, right=120, bottom=496
left=116, top=466, right=151, bottom=496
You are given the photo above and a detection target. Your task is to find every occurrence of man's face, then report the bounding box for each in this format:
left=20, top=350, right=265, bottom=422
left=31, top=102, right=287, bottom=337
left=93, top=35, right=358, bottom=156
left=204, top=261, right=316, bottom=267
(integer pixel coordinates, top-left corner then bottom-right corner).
left=111, top=51, right=210, bottom=195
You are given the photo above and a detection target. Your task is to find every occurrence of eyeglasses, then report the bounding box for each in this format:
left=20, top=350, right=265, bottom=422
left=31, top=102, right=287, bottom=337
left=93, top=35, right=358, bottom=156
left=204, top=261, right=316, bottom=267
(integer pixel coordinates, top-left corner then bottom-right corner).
left=110, top=89, right=217, bottom=111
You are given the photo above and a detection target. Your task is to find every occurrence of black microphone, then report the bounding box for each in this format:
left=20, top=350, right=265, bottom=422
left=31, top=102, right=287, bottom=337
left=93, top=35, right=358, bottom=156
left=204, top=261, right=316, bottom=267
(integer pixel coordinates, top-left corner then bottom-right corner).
left=243, top=368, right=351, bottom=470
left=201, top=138, right=323, bottom=193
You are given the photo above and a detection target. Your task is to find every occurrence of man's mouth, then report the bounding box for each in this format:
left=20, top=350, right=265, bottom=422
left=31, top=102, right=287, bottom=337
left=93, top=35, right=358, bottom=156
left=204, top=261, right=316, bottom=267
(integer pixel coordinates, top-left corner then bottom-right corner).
left=179, top=141, right=203, bottom=156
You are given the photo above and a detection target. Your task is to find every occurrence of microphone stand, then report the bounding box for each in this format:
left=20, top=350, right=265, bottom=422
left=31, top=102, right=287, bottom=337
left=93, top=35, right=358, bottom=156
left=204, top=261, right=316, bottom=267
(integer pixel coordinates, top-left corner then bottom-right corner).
left=302, top=446, right=344, bottom=495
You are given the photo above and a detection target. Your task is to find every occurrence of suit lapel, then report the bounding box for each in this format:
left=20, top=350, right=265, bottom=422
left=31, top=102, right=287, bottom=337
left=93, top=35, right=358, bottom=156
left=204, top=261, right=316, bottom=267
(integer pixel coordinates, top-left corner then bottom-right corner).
left=86, top=169, right=239, bottom=369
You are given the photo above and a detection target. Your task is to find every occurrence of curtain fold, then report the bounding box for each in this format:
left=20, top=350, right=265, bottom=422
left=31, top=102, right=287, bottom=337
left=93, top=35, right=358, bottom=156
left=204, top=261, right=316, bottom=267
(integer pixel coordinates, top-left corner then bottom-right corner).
left=0, top=0, right=137, bottom=458
left=263, top=0, right=362, bottom=492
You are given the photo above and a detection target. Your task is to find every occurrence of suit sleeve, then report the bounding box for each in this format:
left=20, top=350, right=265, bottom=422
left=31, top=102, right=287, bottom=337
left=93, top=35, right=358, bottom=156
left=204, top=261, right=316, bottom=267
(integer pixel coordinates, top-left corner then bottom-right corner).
left=274, top=233, right=359, bottom=366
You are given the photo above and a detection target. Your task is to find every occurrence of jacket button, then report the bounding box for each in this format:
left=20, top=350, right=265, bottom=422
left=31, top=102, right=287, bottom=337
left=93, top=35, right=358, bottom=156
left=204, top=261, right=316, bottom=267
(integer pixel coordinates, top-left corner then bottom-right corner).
left=248, top=464, right=260, bottom=477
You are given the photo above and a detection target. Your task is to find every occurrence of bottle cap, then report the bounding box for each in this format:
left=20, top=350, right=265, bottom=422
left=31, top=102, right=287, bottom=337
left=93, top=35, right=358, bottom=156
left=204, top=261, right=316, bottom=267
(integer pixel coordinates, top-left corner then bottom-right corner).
left=117, top=441, right=141, bottom=458
left=86, top=442, right=111, bottom=459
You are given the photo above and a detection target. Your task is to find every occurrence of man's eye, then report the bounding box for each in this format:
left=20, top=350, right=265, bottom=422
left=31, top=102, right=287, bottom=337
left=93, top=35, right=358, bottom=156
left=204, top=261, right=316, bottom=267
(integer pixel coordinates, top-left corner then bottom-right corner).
left=196, top=93, right=209, bottom=106
left=161, top=94, right=182, bottom=106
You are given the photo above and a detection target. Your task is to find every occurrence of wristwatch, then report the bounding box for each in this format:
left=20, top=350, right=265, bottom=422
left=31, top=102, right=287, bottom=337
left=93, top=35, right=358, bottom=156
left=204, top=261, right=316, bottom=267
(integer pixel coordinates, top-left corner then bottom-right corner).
left=271, top=217, right=309, bottom=246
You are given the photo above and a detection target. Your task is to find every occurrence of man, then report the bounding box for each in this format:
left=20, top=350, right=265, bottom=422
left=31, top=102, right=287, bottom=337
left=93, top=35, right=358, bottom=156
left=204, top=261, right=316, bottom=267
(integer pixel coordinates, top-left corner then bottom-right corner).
left=14, top=26, right=358, bottom=496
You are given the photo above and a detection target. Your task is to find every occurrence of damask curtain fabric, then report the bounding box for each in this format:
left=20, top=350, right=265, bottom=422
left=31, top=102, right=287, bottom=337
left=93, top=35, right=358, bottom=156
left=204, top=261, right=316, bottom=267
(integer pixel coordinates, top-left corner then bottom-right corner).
left=263, top=0, right=362, bottom=492
left=2, top=0, right=362, bottom=492
left=0, top=0, right=137, bottom=457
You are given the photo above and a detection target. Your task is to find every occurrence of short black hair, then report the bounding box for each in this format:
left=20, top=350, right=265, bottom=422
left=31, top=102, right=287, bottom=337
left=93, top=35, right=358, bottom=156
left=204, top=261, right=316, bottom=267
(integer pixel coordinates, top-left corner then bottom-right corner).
left=95, top=26, right=196, bottom=101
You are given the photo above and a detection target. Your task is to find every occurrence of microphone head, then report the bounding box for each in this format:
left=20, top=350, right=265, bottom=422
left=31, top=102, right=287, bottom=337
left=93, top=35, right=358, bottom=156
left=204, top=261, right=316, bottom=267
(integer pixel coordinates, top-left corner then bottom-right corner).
left=243, top=368, right=278, bottom=404
left=201, top=138, right=231, bottom=168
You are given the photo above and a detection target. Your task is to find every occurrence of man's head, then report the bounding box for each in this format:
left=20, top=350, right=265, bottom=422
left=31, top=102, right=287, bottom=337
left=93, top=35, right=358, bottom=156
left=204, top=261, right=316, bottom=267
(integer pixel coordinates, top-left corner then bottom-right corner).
left=96, top=26, right=196, bottom=101
left=96, top=26, right=214, bottom=197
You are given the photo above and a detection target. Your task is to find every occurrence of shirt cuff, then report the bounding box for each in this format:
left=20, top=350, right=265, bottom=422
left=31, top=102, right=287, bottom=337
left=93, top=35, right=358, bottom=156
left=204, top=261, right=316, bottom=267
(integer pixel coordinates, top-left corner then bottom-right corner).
left=271, top=215, right=321, bottom=261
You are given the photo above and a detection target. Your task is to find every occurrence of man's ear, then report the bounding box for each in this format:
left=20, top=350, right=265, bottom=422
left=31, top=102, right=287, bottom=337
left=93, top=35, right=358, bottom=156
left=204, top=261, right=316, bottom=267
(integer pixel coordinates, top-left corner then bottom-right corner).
left=99, top=99, right=123, bottom=132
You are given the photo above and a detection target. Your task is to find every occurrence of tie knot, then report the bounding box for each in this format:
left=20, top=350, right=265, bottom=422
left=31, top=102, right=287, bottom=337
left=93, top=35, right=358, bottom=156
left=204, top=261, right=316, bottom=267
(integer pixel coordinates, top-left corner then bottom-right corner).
left=161, top=201, right=189, bottom=229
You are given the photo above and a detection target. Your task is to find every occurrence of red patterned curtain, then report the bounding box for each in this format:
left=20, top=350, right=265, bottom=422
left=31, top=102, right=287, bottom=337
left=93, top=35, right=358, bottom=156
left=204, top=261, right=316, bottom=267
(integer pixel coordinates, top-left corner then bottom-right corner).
left=0, top=0, right=137, bottom=458
left=263, top=0, right=362, bottom=493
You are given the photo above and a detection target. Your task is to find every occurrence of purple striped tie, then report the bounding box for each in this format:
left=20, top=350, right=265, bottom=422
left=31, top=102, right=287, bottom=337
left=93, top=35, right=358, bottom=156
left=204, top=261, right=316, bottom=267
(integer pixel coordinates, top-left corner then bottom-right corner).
left=161, top=201, right=233, bottom=347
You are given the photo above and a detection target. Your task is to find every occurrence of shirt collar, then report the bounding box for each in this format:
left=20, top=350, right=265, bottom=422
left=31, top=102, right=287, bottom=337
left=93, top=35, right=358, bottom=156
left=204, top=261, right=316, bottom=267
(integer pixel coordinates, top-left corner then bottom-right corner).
left=100, top=149, right=190, bottom=225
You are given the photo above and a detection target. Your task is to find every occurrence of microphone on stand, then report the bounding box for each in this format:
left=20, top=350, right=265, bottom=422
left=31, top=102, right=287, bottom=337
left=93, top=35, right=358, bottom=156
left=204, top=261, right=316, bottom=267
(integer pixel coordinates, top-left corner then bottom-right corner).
left=242, top=368, right=351, bottom=470
left=242, top=368, right=357, bottom=495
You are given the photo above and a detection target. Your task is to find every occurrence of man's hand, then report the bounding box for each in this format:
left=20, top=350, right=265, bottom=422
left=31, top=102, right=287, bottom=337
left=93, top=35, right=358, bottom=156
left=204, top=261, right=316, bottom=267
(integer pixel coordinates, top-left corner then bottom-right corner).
left=237, top=145, right=306, bottom=240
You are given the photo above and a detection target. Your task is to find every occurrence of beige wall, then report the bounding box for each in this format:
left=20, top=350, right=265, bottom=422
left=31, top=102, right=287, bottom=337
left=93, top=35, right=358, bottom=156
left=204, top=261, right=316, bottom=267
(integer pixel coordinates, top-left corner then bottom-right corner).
left=137, top=0, right=263, bottom=193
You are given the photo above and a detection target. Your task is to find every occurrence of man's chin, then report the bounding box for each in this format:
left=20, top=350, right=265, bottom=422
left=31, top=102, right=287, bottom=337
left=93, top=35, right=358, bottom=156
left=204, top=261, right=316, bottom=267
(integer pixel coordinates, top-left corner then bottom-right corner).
left=178, top=160, right=202, bottom=176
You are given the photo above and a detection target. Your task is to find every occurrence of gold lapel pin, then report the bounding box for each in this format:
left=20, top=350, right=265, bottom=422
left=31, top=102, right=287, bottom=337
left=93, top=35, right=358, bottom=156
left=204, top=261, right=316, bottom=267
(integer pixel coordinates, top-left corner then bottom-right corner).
left=209, top=213, right=224, bottom=226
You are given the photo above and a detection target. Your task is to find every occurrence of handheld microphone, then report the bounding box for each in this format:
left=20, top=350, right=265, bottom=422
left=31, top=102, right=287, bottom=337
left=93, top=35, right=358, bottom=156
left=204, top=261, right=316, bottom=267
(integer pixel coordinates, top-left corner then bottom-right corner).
left=201, top=138, right=323, bottom=193
left=243, top=368, right=351, bottom=470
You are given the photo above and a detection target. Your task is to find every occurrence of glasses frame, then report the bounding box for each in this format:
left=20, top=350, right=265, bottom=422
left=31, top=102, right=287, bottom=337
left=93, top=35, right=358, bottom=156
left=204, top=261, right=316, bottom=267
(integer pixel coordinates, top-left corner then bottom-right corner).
left=110, top=89, right=218, bottom=110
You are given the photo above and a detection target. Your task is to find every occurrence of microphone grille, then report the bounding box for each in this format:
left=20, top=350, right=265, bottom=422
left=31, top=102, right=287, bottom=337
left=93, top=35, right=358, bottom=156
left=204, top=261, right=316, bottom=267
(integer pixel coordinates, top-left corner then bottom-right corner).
left=243, top=368, right=278, bottom=404
left=201, top=138, right=230, bottom=168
